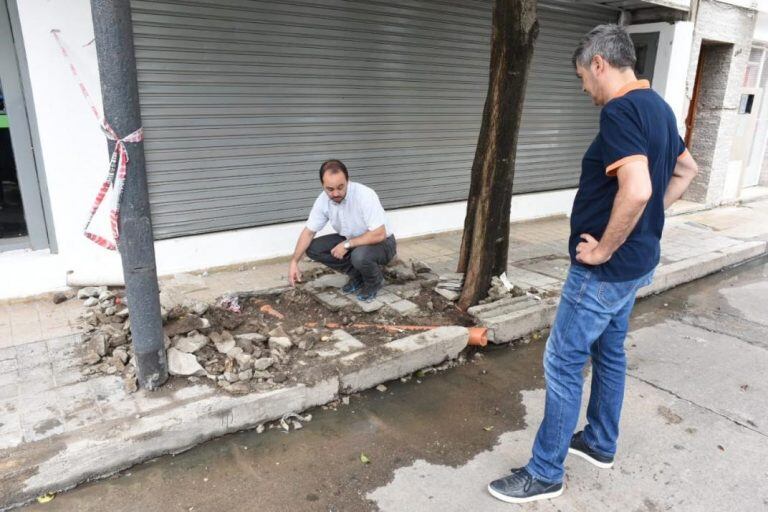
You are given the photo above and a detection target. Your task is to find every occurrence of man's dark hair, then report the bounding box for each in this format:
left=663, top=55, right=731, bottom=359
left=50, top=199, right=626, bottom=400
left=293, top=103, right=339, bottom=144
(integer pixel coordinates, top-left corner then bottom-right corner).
left=572, top=24, right=636, bottom=70
left=319, top=159, right=349, bottom=182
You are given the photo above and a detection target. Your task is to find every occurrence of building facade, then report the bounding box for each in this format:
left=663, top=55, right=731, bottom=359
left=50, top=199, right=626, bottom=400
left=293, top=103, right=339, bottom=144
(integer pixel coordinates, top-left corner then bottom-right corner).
left=0, top=0, right=760, bottom=300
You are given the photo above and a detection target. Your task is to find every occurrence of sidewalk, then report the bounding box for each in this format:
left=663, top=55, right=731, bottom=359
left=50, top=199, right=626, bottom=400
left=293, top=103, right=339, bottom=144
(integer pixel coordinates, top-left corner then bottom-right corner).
left=1, top=198, right=768, bottom=509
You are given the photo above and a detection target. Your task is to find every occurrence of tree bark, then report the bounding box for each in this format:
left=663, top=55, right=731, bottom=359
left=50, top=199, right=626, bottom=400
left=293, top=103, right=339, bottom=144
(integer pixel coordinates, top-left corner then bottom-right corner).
left=457, top=0, right=538, bottom=310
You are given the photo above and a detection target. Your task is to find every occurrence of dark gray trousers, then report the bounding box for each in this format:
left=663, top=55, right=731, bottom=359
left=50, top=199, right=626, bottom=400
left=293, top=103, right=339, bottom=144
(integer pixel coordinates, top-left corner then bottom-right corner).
left=306, top=234, right=396, bottom=289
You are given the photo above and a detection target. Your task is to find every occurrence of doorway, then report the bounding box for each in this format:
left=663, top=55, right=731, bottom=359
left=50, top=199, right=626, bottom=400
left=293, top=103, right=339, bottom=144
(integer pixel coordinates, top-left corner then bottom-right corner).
left=684, top=41, right=734, bottom=202
left=0, top=0, right=50, bottom=251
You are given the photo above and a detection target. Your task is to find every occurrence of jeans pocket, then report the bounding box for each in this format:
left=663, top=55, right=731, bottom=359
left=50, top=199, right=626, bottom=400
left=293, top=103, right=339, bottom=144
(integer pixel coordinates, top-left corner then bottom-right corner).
left=596, top=279, right=638, bottom=309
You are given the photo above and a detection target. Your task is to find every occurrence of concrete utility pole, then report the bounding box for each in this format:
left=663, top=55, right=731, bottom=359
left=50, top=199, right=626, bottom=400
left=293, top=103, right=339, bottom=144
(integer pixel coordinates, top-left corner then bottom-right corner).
left=90, top=0, right=168, bottom=389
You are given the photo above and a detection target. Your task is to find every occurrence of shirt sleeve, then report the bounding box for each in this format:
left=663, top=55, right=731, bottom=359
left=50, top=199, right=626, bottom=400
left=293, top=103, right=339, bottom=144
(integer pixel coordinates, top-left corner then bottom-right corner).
left=362, top=190, right=387, bottom=232
left=600, top=103, right=649, bottom=177
left=305, top=194, right=328, bottom=232
left=676, top=134, right=690, bottom=160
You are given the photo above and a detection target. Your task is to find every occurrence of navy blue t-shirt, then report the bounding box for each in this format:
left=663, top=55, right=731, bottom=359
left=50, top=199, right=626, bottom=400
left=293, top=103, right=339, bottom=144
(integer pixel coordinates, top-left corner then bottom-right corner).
left=569, top=80, right=687, bottom=282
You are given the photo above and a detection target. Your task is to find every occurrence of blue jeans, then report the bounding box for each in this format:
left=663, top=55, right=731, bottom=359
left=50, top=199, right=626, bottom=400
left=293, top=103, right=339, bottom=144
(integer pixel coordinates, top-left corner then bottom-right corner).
left=525, top=264, right=654, bottom=484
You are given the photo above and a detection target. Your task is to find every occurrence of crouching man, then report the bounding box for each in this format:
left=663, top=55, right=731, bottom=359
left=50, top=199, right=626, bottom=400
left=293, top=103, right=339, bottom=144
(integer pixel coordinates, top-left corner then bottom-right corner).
left=288, top=159, right=396, bottom=302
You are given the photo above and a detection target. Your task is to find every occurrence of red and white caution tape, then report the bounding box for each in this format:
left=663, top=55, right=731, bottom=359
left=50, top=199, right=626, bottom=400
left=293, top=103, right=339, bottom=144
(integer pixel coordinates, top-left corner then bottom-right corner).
left=51, top=29, right=143, bottom=251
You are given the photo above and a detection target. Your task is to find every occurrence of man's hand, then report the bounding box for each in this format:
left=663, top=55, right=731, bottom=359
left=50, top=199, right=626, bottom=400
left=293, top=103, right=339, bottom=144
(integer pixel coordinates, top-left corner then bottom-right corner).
left=331, top=242, right=349, bottom=260
left=288, top=260, right=302, bottom=287
left=575, top=233, right=611, bottom=265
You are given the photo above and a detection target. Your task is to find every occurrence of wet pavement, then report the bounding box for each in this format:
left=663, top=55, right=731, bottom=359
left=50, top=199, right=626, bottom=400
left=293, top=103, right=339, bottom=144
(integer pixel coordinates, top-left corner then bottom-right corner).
left=22, top=257, right=768, bottom=512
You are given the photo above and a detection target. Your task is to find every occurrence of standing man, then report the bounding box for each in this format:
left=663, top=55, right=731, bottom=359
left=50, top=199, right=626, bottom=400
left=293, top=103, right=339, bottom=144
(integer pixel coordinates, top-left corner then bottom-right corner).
left=288, top=159, right=396, bottom=302
left=488, top=24, right=699, bottom=503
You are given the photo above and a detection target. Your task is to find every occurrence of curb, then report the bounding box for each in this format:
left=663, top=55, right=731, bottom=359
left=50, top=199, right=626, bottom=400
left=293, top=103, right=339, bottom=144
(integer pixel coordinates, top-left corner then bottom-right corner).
left=477, top=240, right=768, bottom=343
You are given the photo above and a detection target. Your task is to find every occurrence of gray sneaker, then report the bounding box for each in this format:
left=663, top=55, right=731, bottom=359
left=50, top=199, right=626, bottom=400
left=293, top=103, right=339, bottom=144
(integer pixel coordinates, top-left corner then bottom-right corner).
left=487, top=467, right=563, bottom=504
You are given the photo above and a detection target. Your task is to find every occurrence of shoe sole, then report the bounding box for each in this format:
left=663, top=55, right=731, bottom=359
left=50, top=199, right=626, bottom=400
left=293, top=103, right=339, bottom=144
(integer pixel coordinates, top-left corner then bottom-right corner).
left=486, top=484, right=564, bottom=504
left=568, top=447, right=614, bottom=469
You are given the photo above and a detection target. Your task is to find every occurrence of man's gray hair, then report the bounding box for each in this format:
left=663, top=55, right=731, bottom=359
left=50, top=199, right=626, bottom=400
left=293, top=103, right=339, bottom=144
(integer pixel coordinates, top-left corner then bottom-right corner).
left=572, top=24, right=636, bottom=69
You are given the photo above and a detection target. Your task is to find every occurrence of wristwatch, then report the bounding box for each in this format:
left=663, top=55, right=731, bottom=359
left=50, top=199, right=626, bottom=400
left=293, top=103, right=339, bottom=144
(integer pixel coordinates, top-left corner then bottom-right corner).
left=343, top=241, right=351, bottom=250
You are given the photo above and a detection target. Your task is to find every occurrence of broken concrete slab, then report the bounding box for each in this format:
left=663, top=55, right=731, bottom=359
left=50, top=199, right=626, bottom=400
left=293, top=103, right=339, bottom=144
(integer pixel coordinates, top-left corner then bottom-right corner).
left=352, top=296, right=385, bottom=313
left=316, top=330, right=366, bottom=358
left=466, top=295, right=534, bottom=318
left=167, top=348, right=206, bottom=377
left=313, top=291, right=352, bottom=312
left=1, top=377, right=339, bottom=510
left=173, top=333, right=209, bottom=353
left=306, top=273, right=349, bottom=290
left=480, top=300, right=559, bottom=344
left=340, top=326, right=468, bottom=393
left=388, top=299, right=420, bottom=316
left=434, top=288, right=459, bottom=301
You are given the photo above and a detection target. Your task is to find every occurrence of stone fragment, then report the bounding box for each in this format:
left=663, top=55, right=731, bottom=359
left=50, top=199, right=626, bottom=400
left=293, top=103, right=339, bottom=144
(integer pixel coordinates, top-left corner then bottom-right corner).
left=88, top=334, right=108, bottom=357
left=98, top=290, right=114, bottom=301
left=226, top=347, right=244, bottom=360
left=268, top=337, right=293, bottom=351
left=435, top=288, right=460, bottom=301
left=252, top=357, right=275, bottom=371
left=214, top=333, right=236, bottom=354
left=113, top=348, right=129, bottom=364
left=268, top=326, right=289, bottom=339
left=226, top=381, right=250, bottom=394
left=124, top=375, right=138, bottom=394
left=83, top=297, right=99, bottom=307
left=388, top=299, right=420, bottom=316
left=223, top=371, right=239, bottom=383
left=235, top=353, right=252, bottom=369
left=77, top=286, right=104, bottom=299
left=307, top=273, right=348, bottom=290
left=174, top=333, right=209, bottom=353
left=164, top=315, right=208, bottom=337
left=353, top=297, right=385, bottom=313
left=116, top=308, right=130, bottom=318
left=52, top=292, right=70, bottom=304
left=238, top=369, right=253, bottom=381
left=376, top=384, right=388, bottom=392
left=167, top=348, right=206, bottom=376
left=411, top=260, right=432, bottom=274
left=104, top=307, right=117, bottom=316
left=235, top=332, right=267, bottom=343
left=313, top=291, right=351, bottom=311
left=83, top=351, right=101, bottom=365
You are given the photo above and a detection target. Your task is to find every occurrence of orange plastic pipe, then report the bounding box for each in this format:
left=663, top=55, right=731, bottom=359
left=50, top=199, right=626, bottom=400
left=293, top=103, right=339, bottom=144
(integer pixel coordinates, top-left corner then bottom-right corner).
left=260, top=304, right=285, bottom=319
left=305, top=322, right=488, bottom=347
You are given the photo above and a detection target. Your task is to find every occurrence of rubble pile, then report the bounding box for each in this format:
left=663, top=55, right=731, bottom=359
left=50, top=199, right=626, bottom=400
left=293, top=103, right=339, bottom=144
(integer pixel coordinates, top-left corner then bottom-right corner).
left=73, top=260, right=474, bottom=395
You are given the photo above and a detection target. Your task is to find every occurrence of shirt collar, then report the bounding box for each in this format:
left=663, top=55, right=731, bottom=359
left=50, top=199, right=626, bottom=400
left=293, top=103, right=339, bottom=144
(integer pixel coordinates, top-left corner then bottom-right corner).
left=613, top=79, right=650, bottom=99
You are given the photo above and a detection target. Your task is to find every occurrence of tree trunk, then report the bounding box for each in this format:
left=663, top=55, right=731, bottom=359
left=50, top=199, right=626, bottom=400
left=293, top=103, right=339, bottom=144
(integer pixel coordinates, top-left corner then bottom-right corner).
left=457, top=0, right=538, bottom=310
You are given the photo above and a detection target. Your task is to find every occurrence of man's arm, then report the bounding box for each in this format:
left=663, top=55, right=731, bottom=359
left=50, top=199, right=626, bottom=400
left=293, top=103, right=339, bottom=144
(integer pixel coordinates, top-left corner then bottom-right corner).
left=329, top=225, right=387, bottom=259
left=664, top=151, right=698, bottom=209
left=288, top=227, right=316, bottom=286
left=576, top=159, right=652, bottom=265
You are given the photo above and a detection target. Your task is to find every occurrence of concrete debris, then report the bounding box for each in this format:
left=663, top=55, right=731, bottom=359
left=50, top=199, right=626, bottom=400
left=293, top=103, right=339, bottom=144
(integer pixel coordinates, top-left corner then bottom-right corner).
left=167, top=348, right=206, bottom=377
left=77, top=286, right=106, bottom=299
left=235, top=332, right=267, bottom=343
left=52, top=291, right=70, bottom=304
left=174, top=333, right=209, bottom=353
left=410, top=259, right=432, bottom=274
left=435, top=287, right=460, bottom=301
left=252, top=357, right=275, bottom=371
left=306, top=273, right=348, bottom=290
left=213, top=332, right=236, bottom=354
left=83, top=297, right=99, bottom=308
left=385, top=259, right=418, bottom=282
left=164, top=315, right=210, bottom=337
left=268, top=337, right=293, bottom=351
left=376, top=384, right=388, bottom=392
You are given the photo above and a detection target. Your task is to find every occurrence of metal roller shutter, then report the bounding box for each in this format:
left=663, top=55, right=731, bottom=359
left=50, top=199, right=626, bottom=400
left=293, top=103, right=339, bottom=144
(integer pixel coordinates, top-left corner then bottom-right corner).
left=131, top=0, right=616, bottom=239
